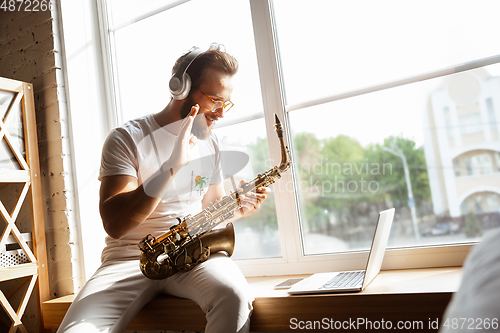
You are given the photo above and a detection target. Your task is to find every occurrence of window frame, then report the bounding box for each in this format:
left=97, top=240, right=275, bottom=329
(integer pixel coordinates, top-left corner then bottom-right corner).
left=94, top=0, right=500, bottom=277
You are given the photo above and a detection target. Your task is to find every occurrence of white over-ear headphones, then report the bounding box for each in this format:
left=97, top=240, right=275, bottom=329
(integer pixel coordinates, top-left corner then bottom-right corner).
left=169, top=48, right=204, bottom=100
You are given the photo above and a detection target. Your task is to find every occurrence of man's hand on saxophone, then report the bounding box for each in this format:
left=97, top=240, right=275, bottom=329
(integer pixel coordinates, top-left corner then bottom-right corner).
left=234, top=179, right=271, bottom=218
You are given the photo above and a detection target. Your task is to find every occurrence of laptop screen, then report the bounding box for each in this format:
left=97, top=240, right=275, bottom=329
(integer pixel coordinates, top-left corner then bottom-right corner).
left=362, top=208, right=395, bottom=289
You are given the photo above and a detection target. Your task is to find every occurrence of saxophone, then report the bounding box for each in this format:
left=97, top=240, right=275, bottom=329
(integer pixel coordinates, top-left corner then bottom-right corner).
left=139, top=114, right=291, bottom=279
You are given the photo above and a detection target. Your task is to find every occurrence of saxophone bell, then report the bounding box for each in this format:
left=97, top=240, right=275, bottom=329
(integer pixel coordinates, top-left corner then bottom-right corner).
left=139, top=223, right=236, bottom=280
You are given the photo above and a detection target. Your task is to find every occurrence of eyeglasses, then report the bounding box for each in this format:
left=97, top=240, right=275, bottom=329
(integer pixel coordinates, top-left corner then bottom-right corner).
left=200, top=91, right=234, bottom=113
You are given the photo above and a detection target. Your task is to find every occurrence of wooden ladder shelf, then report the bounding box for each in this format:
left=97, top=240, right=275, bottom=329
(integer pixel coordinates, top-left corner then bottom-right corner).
left=0, top=77, right=49, bottom=333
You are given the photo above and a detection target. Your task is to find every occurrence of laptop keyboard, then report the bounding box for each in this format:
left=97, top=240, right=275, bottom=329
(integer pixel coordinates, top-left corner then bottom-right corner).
left=320, top=271, right=365, bottom=289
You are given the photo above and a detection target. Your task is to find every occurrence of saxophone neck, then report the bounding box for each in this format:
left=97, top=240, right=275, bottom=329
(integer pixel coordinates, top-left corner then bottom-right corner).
left=274, top=114, right=291, bottom=173
left=279, top=145, right=291, bottom=173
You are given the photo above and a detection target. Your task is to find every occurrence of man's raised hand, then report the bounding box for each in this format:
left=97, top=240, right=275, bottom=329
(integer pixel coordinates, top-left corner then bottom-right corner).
left=170, top=104, right=199, bottom=171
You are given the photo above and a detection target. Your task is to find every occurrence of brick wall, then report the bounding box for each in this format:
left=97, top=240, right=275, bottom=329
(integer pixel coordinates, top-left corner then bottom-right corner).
left=0, top=6, right=79, bottom=332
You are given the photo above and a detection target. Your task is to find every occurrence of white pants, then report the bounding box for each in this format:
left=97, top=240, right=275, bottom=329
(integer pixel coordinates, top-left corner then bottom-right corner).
left=57, top=253, right=253, bottom=333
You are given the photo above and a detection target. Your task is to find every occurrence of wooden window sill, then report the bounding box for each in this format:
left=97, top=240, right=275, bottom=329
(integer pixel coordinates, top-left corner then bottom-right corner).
left=42, top=266, right=462, bottom=332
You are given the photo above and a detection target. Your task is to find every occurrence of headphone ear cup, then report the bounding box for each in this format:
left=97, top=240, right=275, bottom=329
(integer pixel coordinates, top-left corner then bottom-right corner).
left=169, top=75, right=182, bottom=97
left=170, top=73, right=191, bottom=100
left=170, top=48, right=203, bottom=99
left=178, top=73, right=191, bottom=100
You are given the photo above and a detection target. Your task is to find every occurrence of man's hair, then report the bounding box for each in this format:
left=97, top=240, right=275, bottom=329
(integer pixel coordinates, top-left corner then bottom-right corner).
left=172, top=43, right=238, bottom=95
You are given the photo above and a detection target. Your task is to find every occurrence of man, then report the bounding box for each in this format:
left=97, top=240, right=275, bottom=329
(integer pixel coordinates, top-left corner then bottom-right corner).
left=57, top=44, right=269, bottom=333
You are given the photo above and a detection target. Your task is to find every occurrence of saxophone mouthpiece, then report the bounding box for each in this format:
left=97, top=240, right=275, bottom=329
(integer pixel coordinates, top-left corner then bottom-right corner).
left=274, top=113, right=284, bottom=138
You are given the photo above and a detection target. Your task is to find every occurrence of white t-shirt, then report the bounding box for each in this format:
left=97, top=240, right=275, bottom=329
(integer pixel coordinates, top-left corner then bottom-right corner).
left=98, top=114, right=223, bottom=262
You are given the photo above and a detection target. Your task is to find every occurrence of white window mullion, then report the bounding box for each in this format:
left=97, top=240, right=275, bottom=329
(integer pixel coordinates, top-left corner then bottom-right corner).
left=108, top=0, right=191, bottom=32
left=96, top=0, right=119, bottom=131
left=249, top=0, right=303, bottom=265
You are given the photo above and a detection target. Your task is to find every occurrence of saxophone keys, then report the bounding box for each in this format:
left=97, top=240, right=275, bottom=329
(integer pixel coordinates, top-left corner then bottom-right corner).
left=178, top=263, right=192, bottom=272
left=138, top=234, right=155, bottom=252
left=198, top=247, right=210, bottom=262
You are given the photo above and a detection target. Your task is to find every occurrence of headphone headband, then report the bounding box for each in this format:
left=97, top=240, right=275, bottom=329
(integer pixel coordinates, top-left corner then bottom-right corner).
left=169, top=48, right=204, bottom=100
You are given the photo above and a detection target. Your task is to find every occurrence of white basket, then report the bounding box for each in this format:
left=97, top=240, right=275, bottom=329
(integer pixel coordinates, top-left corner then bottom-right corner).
left=1, top=233, right=32, bottom=267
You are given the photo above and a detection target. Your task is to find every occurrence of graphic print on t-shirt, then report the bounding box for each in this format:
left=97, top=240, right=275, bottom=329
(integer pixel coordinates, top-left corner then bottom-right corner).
left=194, top=175, right=208, bottom=195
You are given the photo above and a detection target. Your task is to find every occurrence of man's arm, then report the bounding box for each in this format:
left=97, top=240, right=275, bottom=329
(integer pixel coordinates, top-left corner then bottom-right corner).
left=100, top=106, right=199, bottom=239
left=99, top=175, right=163, bottom=239
left=201, top=182, right=225, bottom=210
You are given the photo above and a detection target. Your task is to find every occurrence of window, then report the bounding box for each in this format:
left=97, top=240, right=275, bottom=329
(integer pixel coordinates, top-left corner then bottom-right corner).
left=106, top=0, right=280, bottom=261
left=486, top=98, right=498, bottom=132
left=443, top=107, right=454, bottom=138
left=459, top=112, right=483, bottom=135
left=486, top=193, right=500, bottom=213
left=109, top=0, right=263, bottom=125
left=88, top=0, right=500, bottom=277
left=272, top=0, right=500, bottom=264
left=453, top=158, right=461, bottom=177
left=465, top=153, right=494, bottom=176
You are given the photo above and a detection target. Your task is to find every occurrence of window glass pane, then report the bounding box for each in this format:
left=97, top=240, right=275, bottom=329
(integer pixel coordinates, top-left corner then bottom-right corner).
left=273, top=0, right=500, bottom=106
left=109, top=0, right=278, bottom=260
left=458, top=111, right=482, bottom=135
left=487, top=98, right=498, bottom=131
left=214, top=119, right=282, bottom=260
left=443, top=107, right=454, bottom=138
left=112, top=0, right=263, bottom=125
left=289, top=64, right=500, bottom=255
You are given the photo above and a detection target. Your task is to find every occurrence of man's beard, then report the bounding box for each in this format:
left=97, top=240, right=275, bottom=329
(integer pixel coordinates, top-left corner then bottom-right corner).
left=179, top=96, right=213, bottom=140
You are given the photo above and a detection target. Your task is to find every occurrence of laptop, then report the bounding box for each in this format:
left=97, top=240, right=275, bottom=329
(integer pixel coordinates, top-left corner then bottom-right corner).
left=288, top=208, right=395, bottom=295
